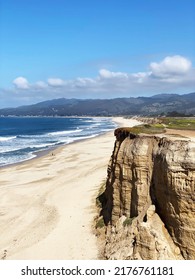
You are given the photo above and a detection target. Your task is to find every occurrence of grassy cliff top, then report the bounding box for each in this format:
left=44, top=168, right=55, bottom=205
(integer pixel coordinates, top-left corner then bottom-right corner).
left=115, top=117, right=195, bottom=141
left=114, top=124, right=165, bottom=141
left=160, top=117, right=195, bottom=130
left=115, top=123, right=164, bottom=135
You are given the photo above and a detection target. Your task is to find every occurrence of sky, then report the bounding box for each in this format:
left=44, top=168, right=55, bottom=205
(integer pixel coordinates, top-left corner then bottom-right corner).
left=0, top=0, right=195, bottom=108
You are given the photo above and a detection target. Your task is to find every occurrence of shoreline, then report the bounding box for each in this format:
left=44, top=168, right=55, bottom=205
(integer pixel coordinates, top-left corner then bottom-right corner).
left=0, top=116, right=139, bottom=170
left=0, top=117, right=140, bottom=260
left=0, top=116, right=117, bottom=170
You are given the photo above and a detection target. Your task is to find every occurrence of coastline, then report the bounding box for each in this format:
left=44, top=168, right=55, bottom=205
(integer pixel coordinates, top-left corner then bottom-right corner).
left=0, top=117, right=141, bottom=260
left=0, top=116, right=116, bottom=169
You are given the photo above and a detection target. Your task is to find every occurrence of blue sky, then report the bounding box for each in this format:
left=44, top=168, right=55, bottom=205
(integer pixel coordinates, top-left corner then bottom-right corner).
left=0, top=0, right=195, bottom=107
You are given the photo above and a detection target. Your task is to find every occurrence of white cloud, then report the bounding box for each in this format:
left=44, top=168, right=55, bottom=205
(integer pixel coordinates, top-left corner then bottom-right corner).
left=74, top=78, right=96, bottom=88
left=9, top=55, right=194, bottom=103
left=35, top=81, right=48, bottom=89
left=150, top=55, right=192, bottom=78
left=99, top=69, right=128, bottom=79
left=13, top=77, right=30, bottom=89
left=132, top=72, right=150, bottom=83
left=47, top=78, right=65, bottom=87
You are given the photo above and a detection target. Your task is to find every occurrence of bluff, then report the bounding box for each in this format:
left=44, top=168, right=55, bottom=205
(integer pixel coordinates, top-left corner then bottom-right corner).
left=98, top=129, right=195, bottom=260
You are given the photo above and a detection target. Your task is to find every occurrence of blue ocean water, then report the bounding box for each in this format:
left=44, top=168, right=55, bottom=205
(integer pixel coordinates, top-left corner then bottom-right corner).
left=0, top=117, right=116, bottom=167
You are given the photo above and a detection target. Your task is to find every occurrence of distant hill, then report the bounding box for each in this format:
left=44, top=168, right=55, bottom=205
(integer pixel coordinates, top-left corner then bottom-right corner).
left=0, top=93, right=195, bottom=116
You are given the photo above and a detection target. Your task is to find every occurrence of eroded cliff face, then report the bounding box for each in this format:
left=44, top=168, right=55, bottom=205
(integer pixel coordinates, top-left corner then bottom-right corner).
left=100, top=130, right=195, bottom=260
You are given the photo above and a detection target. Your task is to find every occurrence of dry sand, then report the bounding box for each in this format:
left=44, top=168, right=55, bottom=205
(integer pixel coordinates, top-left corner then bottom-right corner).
left=165, top=128, right=195, bottom=141
left=0, top=117, right=141, bottom=260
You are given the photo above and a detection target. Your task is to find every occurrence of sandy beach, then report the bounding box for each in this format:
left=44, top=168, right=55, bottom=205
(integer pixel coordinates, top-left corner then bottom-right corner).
left=0, top=117, right=141, bottom=260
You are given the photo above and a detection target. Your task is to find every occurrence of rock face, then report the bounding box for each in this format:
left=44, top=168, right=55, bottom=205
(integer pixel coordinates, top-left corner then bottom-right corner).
left=100, top=130, right=195, bottom=260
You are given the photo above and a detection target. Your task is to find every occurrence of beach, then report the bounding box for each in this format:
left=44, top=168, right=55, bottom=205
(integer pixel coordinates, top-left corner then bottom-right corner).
left=0, top=117, right=141, bottom=260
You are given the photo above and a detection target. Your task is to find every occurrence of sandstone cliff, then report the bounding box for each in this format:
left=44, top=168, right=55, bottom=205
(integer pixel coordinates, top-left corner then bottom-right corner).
left=98, top=129, right=195, bottom=260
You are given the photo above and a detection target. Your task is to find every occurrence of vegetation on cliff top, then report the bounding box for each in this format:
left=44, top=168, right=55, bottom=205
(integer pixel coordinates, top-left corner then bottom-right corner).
left=160, top=117, right=195, bottom=130
left=116, top=117, right=195, bottom=139
left=115, top=123, right=165, bottom=139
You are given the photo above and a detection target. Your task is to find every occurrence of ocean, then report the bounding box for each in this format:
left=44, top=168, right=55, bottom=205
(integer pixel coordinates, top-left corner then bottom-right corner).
left=0, top=117, right=116, bottom=167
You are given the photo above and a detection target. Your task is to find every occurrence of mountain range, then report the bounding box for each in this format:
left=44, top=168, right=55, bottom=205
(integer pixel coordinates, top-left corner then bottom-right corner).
left=0, top=92, right=195, bottom=116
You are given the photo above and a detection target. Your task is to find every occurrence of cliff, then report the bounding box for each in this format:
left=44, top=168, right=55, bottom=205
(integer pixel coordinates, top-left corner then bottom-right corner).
left=98, top=128, right=195, bottom=260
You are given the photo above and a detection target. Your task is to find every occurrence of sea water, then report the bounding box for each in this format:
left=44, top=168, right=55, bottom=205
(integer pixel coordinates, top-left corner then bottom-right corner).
left=0, top=117, right=116, bottom=167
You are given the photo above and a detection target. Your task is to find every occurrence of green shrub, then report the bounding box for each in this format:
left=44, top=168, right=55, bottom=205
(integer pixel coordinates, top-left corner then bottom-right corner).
left=96, top=217, right=105, bottom=229
left=123, top=217, right=134, bottom=227
left=96, top=181, right=106, bottom=208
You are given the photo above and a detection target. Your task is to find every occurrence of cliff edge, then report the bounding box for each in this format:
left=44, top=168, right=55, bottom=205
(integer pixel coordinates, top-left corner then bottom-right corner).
left=98, top=128, right=195, bottom=260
